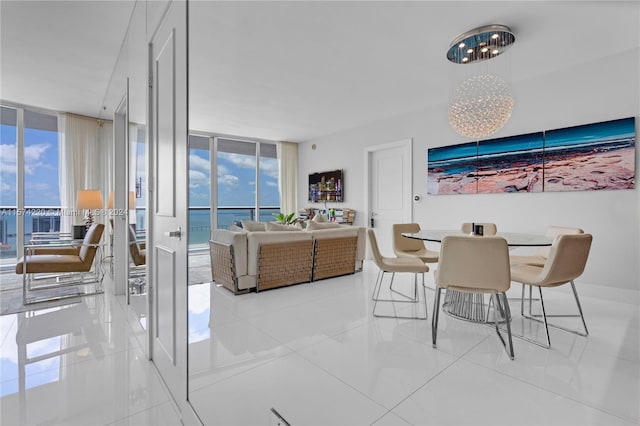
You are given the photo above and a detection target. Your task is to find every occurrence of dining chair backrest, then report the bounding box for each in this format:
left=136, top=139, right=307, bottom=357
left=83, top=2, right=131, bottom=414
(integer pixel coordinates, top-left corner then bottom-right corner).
left=535, top=226, right=584, bottom=258
left=537, top=233, right=592, bottom=287
left=460, top=222, right=497, bottom=236
left=392, top=223, right=425, bottom=254
left=367, top=228, right=385, bottom=269
left=437, top=235, right=510, bottom=292
left=79, top=223, right=105, bottom=266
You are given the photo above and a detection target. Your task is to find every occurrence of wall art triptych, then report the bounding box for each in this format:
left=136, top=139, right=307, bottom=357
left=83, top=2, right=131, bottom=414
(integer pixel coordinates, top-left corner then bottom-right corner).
left=427, top=117, right=636, bottom=195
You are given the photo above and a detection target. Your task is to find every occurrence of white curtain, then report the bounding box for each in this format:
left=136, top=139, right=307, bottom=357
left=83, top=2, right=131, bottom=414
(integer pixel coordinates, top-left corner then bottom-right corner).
left=58, top=113, right=110, bottom=233
left=276, top=141, right=298, bottom=215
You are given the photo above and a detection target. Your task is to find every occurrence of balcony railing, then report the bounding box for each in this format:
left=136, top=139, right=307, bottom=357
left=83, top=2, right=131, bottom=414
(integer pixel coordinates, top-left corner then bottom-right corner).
left=0, top=206, right=281, bottom=262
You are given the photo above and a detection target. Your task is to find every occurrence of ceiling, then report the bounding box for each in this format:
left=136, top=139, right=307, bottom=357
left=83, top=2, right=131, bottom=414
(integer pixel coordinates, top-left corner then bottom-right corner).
left=2, top=1, right=639, bottom=142
left=0, top=1, right=135, bottom=118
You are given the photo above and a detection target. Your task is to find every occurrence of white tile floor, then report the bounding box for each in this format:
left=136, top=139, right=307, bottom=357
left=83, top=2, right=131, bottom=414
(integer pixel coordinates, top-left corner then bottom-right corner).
left=2, top=261, right=639, bottom=425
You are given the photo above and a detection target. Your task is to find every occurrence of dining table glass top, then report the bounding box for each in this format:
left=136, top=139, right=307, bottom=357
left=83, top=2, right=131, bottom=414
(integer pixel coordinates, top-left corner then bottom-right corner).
left=402, top=230, right=554, bottom=247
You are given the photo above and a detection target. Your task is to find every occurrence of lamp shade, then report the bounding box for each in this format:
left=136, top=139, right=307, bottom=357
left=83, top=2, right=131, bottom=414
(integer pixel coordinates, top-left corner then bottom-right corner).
left=107, top=191, right=136, bottom=209
left=76, top=190, right=103, bottom=209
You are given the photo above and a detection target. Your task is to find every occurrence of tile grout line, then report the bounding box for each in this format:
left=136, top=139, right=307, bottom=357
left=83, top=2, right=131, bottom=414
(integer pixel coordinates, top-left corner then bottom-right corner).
left=461, top=353, right=639, bottom=424
left=368, top=335, right=492, bottom=425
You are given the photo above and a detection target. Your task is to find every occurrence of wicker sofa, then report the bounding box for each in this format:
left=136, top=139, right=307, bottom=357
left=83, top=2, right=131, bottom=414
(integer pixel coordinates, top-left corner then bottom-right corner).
left=209, top=224, right=365, bottom=294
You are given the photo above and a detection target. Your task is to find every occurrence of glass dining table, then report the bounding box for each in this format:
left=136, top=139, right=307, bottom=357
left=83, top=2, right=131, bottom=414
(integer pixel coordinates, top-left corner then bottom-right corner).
left=402, top=230, right=554, bottom=247
left=402, top=230, right=554, bottom=323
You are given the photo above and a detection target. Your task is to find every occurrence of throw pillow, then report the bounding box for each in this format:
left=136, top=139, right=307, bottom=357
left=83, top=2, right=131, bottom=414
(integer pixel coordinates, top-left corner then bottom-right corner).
left=306, top=220, right=342, bottom=230
left=265, top=222, right=301, bottom=232
left=312, top=214, right=328, bottom=223
left=229, top=224, right=247, bottom=233
left=241, top=220, right=266, bottom=232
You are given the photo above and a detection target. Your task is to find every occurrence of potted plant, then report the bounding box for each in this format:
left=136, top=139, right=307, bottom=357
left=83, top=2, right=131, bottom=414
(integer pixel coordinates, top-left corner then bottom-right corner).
left=272, top=212, right=299, bottom=225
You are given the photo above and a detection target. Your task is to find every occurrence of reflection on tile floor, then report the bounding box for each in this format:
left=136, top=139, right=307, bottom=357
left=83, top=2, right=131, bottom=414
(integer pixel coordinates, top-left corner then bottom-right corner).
left=188, top=262, right=639, bottom=425
left=0, top=286, right=179, bottom=426
left=1, top=260, right=638, bottom=425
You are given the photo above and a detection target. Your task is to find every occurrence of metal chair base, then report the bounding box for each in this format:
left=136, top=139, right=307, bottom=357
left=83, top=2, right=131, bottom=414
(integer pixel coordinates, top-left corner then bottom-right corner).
left=433, top=288, right=514, bottom=360
left=372, top=271, right=427, bottom=320
left=371, top=271, right=419, bottom=302
left=519, top=281, right=588, bottom=348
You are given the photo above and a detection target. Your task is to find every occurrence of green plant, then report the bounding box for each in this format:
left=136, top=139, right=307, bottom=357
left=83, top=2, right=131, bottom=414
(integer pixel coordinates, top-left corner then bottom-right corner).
left=272, top=212, right=298, bottom=225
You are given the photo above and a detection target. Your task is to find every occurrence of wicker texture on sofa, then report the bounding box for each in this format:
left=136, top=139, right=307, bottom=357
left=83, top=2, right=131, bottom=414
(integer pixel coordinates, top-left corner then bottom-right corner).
left=256, top=240, right=314, bottom=291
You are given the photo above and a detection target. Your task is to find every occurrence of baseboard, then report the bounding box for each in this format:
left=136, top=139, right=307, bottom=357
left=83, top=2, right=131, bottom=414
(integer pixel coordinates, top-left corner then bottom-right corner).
left=576, top=281, right=639, bottom=306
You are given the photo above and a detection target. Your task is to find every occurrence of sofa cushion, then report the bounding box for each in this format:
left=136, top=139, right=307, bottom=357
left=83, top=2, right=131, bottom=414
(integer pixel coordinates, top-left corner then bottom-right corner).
left=306, top=220, right=342, bottom=230
left=312, top=214, right=329, bottom=223
left=241, top=220, right=266, bottom=232
left=265, top=222, right=301, bottom=232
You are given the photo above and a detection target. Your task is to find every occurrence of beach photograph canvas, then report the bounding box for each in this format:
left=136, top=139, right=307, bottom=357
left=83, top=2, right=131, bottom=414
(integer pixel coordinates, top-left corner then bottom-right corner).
left=427, top=142, right=478, bottom=195
left=543, top=117, right=636, bottom=192
left=477, top=132, right=544, bottom=193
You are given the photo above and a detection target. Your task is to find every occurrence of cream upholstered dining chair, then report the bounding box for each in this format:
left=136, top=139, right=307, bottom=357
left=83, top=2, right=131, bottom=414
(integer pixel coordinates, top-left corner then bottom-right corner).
left=392, top=223, right=439, bottom=263
left=460, top=222, right=498, bottom=236
left=432, top=235, right=514, bottom=359
left=510, top=233, right=592, bottom=348
left=367, top=228, right=429, bottom=320
left=510, top=225, right=584, bottom=266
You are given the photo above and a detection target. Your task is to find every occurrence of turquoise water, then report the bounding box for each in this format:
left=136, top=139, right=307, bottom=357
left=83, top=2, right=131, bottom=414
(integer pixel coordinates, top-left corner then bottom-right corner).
left=189, top=208, right=279, bottom=245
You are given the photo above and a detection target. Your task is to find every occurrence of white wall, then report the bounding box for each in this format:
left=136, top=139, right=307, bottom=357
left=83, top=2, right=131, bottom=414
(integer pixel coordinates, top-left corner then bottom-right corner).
left=298, top=49, right=640, bottom=296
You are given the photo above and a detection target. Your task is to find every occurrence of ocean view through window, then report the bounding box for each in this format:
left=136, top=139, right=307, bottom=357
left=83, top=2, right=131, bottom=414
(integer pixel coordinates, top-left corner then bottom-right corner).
left=188, top=135, right=281, bottom=245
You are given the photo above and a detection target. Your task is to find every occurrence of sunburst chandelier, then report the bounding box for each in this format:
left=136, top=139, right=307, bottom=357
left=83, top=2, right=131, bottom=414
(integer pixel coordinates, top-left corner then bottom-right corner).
left=447, top=25, right=515, bottom=139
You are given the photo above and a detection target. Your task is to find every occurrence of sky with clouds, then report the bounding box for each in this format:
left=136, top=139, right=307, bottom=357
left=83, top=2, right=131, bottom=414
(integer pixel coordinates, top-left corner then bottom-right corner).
left=1, top=124, right=279, bottom=210
left=1, top=126, right=60, bottom=206
left=189, top=148, right=279, bottom=208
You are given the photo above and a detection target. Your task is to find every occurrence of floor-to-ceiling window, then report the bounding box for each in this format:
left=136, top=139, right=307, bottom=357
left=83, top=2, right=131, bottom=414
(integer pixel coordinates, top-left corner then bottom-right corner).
left=188, top=135, right=211, bottom=247
left=131, top=125, right=146, bottom=231
left=0, top=107, right=18, bottom=265
left=0, top=106, right=60, bottom=271
left=258, top=142, right=280, bottom=219
left=187, top=135, right=281, bottom=244
left=216, top=137, right=279, bottom=228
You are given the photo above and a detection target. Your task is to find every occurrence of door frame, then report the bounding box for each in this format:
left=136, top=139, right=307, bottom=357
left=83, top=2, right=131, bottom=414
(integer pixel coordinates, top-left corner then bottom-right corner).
left=363, top=138, right=413, bottom=257
left=113, top=83, right=129, bottom=297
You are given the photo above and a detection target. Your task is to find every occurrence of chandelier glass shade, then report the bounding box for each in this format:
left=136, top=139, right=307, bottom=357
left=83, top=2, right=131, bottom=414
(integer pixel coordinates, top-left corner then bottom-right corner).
left=447, top=25, right=515, bottom=139
left=448, top=75, right=514, bottom=139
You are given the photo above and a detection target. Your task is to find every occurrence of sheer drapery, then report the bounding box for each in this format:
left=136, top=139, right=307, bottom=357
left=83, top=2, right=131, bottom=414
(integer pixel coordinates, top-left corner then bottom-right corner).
left=58, top=113, right=111, bottom=233
left=276, top=141, right=298, bottom=215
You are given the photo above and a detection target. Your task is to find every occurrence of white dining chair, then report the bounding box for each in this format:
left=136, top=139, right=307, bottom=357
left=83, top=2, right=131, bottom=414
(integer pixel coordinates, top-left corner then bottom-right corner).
left=510, top=233, right=592, bottom=348
left=433, top=235, right=514, bottom=359
left=368, top=228, right=429, bottom=320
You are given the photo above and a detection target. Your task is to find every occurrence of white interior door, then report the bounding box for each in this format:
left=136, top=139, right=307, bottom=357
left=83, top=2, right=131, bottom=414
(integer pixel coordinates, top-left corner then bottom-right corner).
left=366, top=139, right=412, bottom=257
left=149, top=0, right=188, bottom=413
